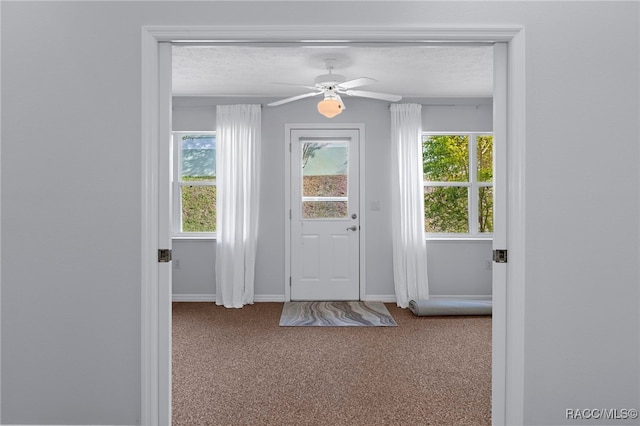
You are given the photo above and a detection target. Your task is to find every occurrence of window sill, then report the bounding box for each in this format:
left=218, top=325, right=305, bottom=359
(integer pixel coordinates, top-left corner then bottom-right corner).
left=426, top=236, right=493, bottom=242
left=172, top=235, right=216, bottom=241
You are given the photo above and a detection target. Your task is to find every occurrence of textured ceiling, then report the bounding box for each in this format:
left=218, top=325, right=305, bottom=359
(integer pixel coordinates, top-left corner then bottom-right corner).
left=172, top=45, right=493, bottom=99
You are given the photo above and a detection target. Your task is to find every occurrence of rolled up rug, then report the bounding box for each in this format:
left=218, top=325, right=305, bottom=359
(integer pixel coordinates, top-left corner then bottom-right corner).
left=409, top=299, right=492, bottom=316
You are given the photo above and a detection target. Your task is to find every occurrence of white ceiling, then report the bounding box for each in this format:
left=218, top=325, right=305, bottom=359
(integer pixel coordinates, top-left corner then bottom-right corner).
left=172, top=45, right=494, bottom=100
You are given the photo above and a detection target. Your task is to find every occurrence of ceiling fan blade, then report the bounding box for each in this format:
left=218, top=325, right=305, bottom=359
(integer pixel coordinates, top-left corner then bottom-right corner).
left=345, top=90, right=402, bottom=102
left=267, top=91, right=323, bottom=107
left=335, top=94, right=346, bottom=111
left=338, top=77, right=377, bottom=90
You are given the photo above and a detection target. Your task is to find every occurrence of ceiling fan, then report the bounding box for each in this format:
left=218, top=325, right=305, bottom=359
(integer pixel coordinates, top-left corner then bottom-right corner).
left=267, top=59, right=403, bottom=118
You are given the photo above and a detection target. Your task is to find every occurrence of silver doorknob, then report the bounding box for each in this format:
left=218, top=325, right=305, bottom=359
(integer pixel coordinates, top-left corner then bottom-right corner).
left=346, top=225, right=358, bottom=231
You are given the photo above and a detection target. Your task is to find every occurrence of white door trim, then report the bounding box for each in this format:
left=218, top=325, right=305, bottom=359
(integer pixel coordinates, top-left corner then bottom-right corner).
left=285, top=124, right=366, bottom=302
left=141, top=30, right=160, bottom=426
left=504, top=33, right=527, bottom=426
left=141, top=25, right=526, bottom=426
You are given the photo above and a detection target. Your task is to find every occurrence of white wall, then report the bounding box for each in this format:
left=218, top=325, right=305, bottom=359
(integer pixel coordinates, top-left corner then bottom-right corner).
left=171, top=96, right=493, bottom=301
left=1, top=2, right=638, bottom=425
left=172, top=239, right=216, bottom=300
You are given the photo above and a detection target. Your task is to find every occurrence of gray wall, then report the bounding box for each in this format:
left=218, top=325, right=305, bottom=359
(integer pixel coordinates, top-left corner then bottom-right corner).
left=1, top=1, right=638, bottom=425
left=172, top=97, right=493, bottom=300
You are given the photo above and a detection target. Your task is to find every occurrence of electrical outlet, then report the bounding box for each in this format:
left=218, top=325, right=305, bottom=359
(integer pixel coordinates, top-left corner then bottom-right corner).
left=485, top=260, right=493, bottom=270
left=174, top=259, right=181, bottom=270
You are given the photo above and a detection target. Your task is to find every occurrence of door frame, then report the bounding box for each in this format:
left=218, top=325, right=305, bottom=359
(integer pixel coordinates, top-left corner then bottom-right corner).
left=141, top=25, right=526, bottom=426
left=285, top=124, right=366, bottom=302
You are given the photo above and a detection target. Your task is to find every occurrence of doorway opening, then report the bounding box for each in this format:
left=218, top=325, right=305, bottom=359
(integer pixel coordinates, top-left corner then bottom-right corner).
left=142, top=26, right=525, bottom=426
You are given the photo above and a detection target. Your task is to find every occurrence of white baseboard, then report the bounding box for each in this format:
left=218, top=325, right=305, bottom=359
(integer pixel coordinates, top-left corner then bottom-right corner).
left=172, top=293, right=215, bottom=302
left=172, top=294, right=492, bottom=303
left=253, top=294, right=286, bottom=302
left=362, top=294, right=492, bottom=303
left=172, top=294, right=285, bottom=302
left=362, top=294, right=398, bottom=303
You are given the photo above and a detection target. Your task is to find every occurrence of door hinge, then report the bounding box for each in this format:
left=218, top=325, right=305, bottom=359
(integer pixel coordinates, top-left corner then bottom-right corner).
left=158, top=249, right=172, bottom=263
left=493, top=249, right=508, bottom=263
left=289, top=276, right=292, bottom=287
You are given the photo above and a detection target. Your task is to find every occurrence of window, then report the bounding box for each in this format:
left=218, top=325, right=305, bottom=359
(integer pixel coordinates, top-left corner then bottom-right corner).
left=422, top=133, right=493, bottom=237
left=301, top=140, right=350, bottom=219
left=172, top=132, right=216, bottom=237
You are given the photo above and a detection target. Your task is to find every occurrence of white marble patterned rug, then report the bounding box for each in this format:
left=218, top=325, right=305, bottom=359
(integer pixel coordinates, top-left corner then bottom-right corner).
left=279, top=301, right=398, bottom=327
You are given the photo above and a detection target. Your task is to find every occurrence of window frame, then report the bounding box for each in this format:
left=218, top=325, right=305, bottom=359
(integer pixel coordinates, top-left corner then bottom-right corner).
left=172, top=131, right=217, bottom=239
left=422, top=131, right=494, bottom=240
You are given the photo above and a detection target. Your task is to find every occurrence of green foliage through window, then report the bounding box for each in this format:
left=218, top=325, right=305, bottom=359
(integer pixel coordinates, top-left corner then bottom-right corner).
left=181, top=177, right=216, bottom=232
left=423, top=135, right=469, bottom=182
left=424, top=186, right=469, bottom=233
left=423, top=134, right=493, bottom=235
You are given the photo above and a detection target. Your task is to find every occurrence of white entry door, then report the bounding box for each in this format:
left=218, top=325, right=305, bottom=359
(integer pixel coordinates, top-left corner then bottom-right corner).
left=290, top=128, right=360, bottom=301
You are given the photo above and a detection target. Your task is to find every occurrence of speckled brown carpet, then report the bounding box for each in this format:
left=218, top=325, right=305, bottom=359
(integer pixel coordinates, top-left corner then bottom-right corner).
left=172, top=302, right=491, bottom=426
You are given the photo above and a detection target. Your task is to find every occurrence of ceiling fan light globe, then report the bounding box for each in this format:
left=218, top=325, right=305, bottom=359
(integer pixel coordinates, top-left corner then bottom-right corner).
left=317, top=99, right=343, bottom=118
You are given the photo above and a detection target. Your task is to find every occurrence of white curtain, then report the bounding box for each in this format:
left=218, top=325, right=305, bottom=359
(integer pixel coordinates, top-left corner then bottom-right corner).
left=390, top=103, right=429, bottom=308
left=215, top=104, right=261, bottom=308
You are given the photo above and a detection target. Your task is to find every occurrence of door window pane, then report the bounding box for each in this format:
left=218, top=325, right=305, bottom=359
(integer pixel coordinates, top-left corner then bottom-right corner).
left=303, top=174, right=347, bottom=198
left=302, top=201, right=348, bottom=219
left=301, top=141, right=348, bottom=219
